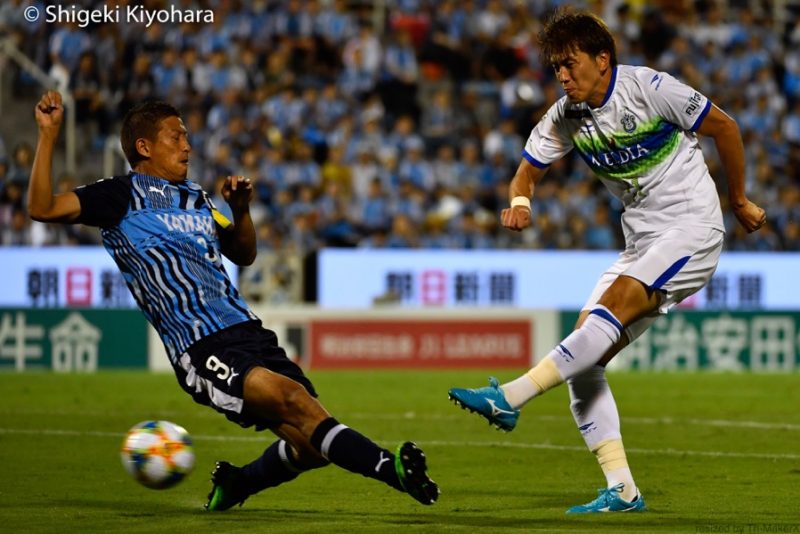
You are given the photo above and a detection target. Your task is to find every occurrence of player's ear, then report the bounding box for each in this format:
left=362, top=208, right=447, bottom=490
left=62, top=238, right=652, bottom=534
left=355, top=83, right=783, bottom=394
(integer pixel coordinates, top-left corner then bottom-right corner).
left=594, top=51, right=610, bottom=71
left=135, top=138, right=151, bottom=159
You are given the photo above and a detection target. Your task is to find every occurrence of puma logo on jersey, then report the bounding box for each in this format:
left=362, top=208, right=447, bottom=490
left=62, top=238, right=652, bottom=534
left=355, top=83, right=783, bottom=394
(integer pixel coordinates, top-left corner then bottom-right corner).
left=148, top=185, right=168, bottom=197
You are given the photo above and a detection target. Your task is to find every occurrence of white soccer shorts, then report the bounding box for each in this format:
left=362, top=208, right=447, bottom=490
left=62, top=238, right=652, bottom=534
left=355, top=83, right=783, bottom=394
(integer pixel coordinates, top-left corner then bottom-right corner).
left=582, top=225, right=724, bottom=343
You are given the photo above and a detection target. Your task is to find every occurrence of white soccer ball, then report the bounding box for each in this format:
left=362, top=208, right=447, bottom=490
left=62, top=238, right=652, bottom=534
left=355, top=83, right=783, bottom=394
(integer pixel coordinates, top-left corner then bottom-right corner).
left=120, top=420, right=195, bottom=489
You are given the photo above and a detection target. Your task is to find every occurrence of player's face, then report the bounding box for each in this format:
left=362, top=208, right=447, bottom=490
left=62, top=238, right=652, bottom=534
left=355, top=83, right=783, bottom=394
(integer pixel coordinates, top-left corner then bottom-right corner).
left=148, top=116, right=192, bottom=181
left=552, top=50, right=611, bottom=108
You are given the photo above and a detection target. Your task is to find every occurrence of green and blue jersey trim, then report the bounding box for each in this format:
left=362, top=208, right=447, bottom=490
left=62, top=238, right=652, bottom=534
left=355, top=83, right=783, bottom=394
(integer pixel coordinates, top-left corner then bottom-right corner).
left=572, top=118, right=681, bottom=181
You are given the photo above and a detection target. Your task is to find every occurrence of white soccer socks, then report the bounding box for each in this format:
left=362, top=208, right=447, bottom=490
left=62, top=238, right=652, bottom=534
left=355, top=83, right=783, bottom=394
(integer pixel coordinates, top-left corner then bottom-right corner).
left=569, top=366, right=637, bottom=502
left=499, top=373, right=540, bottom=408
left=499, top=307, right=637, bottom=501
left=501, top=305, right=624, bottom=407
left=592, top=439, right=637, bottom=502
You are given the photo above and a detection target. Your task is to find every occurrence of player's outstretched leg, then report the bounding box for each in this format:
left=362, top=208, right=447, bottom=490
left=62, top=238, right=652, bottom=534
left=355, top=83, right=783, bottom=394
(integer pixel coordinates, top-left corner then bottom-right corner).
left=309, top=417, right=439, bottom=505
left=205, top=439, right=316, bottom=511
left=448, top=377, right=520, bottom=431
left=566, top=483, right=646, bottom=514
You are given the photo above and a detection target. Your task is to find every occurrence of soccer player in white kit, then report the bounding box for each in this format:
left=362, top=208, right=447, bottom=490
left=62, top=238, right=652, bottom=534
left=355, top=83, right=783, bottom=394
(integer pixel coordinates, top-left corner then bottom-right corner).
left=448, top=9, right=766, bottom=513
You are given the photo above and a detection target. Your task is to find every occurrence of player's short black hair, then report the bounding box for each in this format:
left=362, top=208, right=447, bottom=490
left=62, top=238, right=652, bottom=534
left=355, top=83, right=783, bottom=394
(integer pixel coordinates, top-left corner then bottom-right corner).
left=539, top=9, right=617, bottom=68
left=120, top=100, right=181, bottom=167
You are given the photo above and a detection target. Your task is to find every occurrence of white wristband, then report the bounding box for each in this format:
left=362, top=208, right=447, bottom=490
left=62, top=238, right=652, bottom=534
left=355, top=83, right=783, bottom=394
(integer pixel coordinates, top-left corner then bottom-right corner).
left=510, top=196, right=531, bottom=210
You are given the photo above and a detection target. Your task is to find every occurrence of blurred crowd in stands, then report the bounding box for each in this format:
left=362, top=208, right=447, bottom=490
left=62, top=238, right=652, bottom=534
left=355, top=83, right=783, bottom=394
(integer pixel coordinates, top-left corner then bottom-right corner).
left=0, top=0, right=799, bottom=252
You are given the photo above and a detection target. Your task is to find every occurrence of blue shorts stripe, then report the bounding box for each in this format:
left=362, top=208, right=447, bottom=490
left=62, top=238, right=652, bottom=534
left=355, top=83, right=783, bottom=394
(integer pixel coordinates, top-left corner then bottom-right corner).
left=652, top=255, right=691, bottom=290
left=589, top=308, right=624, bottom=334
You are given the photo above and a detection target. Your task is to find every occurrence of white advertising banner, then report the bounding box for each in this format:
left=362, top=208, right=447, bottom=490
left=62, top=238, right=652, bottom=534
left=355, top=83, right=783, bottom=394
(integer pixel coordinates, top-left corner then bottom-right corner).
left=318, top=249, right=800, bottom=310
left=0, top=246, right=238, bottom=308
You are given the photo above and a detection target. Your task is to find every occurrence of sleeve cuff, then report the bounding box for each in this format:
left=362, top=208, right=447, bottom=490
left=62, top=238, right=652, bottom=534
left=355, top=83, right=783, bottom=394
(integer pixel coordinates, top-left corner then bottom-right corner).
left=690, top=100, right=712, bottom=132
left=522, top=150, right=550, bottom=169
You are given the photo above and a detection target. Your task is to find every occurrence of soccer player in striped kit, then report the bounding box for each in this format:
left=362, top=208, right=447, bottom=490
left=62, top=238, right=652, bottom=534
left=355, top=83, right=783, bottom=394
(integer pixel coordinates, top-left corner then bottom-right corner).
left=29, top=91, right=438, bottom=510
left=449, top=9, right=765, bottom=513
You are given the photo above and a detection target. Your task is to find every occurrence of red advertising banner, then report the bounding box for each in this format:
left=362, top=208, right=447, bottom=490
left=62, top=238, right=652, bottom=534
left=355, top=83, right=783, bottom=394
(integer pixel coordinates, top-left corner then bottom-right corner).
left=309, top=319, right=532, bottom=369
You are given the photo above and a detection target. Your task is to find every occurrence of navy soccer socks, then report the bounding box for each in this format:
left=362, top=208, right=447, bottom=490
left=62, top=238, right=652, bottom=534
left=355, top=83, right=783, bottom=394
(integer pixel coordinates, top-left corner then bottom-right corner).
left=310, top=417, right=404, bottom=491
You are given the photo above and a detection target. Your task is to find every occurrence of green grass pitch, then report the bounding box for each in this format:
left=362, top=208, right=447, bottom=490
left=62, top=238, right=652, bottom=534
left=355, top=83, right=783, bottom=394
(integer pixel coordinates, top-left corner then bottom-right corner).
left=1, top=370, right=798, bottom=533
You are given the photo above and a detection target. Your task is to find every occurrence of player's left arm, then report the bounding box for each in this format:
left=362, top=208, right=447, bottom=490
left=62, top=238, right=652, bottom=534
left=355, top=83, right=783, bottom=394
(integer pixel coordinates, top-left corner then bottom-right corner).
left=695, top=105, right=766, bottom=233
left=216, top=175, right=256, bottom=266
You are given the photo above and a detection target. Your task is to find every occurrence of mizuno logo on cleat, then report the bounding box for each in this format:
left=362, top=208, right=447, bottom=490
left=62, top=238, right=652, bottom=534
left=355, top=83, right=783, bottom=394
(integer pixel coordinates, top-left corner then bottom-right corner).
left=487, top=399, right=515, bottom=417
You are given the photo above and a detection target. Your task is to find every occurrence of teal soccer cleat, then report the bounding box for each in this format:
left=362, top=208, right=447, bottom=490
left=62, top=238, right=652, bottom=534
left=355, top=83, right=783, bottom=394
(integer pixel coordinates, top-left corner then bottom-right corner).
left=566, top=483, right=646, bottom=514
left=448, top=377, right=520, bottom=431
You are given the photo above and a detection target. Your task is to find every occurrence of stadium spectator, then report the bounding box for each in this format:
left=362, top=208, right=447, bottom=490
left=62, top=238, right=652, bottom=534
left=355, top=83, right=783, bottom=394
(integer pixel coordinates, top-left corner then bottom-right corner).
left=0, top=180, right=24, bottom=231
left=1, top=205, right=30, bottom=245
left=420, top=88, right=457, bottom=155
left=48, top=21, right=91, bottom=75
left=398, top=136, right=434, bottom=190
left=379, top=29, right=420, bottom=120
left=386, top=213, right=419, bottom=248
left=151, top=47, right=188, bottom=103
left=118, top=55, right=156, bottom=119
left=5, top=141, right=34, bottom=187
left=359, top=177, right=391, bottom=233
left=70, top=51, right=111, bottom=142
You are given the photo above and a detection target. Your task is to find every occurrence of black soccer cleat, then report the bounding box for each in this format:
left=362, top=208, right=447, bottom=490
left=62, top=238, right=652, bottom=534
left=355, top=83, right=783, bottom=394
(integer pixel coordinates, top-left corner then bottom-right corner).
left=394, top=442, right=440, bottom=505
left=204, top=461, right=249, bottom=511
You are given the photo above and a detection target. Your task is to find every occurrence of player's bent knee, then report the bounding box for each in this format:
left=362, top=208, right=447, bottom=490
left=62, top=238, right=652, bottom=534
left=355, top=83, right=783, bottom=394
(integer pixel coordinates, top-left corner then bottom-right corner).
left=243, top=367, right=327, bottom=426
left=597, top=276, right=660, bottom=324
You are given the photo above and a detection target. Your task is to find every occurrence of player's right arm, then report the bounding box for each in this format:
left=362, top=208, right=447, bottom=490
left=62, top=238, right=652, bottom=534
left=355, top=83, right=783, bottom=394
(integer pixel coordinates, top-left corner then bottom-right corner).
left=28, top=91, right=82, bottom=223
left=501, top=160, right=549, bottom=231
left=501, top=101, right=569, bottom=232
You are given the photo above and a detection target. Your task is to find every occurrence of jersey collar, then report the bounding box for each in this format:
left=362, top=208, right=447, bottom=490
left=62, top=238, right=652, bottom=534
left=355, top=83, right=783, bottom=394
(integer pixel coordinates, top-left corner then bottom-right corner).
left=595, top=65, right=618, bottom=109
left=130, top=171, right=188, bottom=186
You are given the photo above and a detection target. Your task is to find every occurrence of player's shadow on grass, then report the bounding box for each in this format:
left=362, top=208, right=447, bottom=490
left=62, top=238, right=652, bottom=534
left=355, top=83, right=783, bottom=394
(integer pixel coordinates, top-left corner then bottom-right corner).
left=380, top=512, right=700, bottom=530
left=51, top=497, right=207, bottom=515
left=56, top=496, right=699, bottom=531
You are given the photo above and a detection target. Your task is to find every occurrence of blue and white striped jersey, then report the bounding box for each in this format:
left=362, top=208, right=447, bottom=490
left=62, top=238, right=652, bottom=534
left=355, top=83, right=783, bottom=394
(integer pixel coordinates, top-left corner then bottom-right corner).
left=75, top=172, right=257, bottom=362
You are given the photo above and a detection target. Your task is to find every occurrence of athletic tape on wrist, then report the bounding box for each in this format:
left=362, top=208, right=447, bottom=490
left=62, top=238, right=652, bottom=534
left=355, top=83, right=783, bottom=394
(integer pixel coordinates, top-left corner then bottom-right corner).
left=510, top=196, right=531, bottom=210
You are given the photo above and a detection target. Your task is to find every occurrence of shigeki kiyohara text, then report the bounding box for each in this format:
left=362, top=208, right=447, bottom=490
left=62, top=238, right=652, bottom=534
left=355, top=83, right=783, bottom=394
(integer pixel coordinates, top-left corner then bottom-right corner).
left=43, top=4, right=214, bottom=28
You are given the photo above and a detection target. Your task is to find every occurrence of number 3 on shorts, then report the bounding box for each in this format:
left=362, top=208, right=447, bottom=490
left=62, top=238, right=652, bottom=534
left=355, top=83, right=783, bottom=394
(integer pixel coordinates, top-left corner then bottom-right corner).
left=205, top=355, right=230, bottom=380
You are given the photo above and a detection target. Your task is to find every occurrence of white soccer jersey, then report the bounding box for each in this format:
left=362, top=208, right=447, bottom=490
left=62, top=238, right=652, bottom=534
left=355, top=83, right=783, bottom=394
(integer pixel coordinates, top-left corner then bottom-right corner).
left=523, top=64, right=724, bottom=240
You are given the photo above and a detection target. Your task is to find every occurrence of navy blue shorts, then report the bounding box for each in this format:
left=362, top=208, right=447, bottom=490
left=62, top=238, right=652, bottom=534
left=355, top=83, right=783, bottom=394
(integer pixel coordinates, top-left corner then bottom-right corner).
left=173, top=320, right=317, bottom=430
